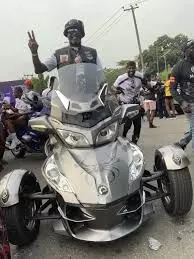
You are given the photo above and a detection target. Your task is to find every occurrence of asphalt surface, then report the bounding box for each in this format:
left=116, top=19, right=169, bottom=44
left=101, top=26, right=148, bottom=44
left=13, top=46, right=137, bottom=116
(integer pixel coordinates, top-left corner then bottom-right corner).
left=2, top=115, right=194, bottom=259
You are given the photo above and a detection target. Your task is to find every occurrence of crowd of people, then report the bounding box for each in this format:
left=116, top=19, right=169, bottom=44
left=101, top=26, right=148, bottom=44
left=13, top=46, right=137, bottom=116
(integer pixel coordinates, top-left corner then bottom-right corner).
left=112, top=61, right=181, bottom=145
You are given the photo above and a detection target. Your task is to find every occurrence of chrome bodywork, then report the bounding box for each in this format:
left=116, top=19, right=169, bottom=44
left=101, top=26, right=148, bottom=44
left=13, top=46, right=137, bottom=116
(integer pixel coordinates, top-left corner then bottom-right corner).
left=52, top=190, right=154, bottom=242
left=44, top=138, right=144, bottom=205
left=155, top=145, right=190, bottom=170
left=41, top=116, right=148, bottom=241
left=0, top=169, right=28, bottom=207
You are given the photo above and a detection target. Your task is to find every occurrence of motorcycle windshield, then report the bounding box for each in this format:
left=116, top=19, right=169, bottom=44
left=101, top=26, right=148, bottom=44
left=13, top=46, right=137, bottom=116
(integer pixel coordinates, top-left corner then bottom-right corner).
left=50, top=63, right=111, bottom=126
left=53, top=63, right=104, bottom=102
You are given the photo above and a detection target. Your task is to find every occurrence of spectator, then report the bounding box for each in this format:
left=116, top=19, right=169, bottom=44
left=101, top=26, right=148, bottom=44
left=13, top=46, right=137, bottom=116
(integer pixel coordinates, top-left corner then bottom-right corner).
left=143, top=75, right=159, bottom=128
left=4, top=87, right=31, bottom=149
left=156, top=80, right=165, bottom=119
left=165, top=74, right=176, bottom=118
left=113, top=61, right=143, bottom=144
left=170, top=39, right=194, bottom=149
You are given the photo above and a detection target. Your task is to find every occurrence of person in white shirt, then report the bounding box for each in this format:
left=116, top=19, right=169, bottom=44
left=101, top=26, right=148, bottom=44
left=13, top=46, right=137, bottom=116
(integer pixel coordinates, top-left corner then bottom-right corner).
left=113, top=61, right=143, bottom=144
left=4, top=87, right=31, bottom=149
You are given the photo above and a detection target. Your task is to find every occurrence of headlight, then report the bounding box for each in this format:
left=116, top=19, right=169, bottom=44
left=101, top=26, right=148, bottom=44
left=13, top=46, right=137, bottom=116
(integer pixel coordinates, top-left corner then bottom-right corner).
left=43, top=156, right=73, bottom=193
left=96, top=122, right=118, bottom=145
left=57, top=129, right=90, bottom=148
left=129, top=144, right=144, bottom=180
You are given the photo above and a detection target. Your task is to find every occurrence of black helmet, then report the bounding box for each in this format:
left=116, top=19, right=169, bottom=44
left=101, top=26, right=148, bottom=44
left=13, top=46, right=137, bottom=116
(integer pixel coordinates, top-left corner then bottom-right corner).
left=183, top=39, right=194, bottom=53
left=64, top=19, right=85, bottom=38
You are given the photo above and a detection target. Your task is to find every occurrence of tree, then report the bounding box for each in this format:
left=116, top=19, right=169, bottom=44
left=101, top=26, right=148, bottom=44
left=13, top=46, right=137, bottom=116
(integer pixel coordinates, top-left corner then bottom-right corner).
left=116, top=60, right=129, bottom=67
left=138, top=34, right=188, bottom=76
left=104, top=61, right=127, bottom=86
left=32, top=74, right=49, bottom=94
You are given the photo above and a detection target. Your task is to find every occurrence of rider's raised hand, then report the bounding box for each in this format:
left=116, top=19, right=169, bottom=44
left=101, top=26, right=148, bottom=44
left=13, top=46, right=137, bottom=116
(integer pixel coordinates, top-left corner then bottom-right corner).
left=28, top=30, right=39, bottom=54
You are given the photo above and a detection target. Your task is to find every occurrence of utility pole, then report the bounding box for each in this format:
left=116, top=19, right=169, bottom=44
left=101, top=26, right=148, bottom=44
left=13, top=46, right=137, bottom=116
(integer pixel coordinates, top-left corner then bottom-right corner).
left=124, top=4, right=144, bottom=73
left=156, top=47, right=160, bottom=75
left=163, top=50, right=170, bottom=80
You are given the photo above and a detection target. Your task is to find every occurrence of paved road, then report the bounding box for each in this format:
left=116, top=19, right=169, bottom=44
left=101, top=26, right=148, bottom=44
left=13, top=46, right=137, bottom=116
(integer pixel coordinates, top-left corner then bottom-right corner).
left=2, top=115, right=194, bottom=259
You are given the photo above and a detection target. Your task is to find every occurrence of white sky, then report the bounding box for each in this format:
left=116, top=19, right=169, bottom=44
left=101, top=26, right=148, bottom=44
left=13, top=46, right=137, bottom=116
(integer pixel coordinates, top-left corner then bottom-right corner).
left=0, top=0, right=193, bottom=80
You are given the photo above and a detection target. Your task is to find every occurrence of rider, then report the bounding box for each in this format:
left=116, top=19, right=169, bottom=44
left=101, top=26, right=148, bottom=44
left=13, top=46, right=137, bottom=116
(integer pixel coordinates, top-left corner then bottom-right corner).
left=4, top=87, right=31, bottom=149
left=28, top=19, right=102, bottom=73
left=170, top=39, right=194, bottom=149
left=113, top=61, right=144, bottom=144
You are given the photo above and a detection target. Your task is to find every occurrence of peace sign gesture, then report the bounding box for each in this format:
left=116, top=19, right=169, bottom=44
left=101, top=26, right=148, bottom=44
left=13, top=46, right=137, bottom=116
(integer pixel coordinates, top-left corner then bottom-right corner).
left=28, top=30, right=39, bottom=54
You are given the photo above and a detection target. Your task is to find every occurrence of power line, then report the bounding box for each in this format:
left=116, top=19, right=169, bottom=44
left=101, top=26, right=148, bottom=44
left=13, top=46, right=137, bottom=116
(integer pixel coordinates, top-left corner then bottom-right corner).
left=85, top=7, right=123, bottom=43
left=128, top=0, right=148, bottom=6
left=88, top=12, right=125, bottom=44
left=124, top=1, right=146, bottom=72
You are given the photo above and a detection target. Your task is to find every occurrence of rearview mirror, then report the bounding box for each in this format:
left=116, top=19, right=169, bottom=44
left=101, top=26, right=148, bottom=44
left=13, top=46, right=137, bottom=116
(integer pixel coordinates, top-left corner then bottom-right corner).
left=98, top=83, right=108, bottom=105
left=120, top=104, right=139, bottom=124
left=29, top=116, right=53, bottom=132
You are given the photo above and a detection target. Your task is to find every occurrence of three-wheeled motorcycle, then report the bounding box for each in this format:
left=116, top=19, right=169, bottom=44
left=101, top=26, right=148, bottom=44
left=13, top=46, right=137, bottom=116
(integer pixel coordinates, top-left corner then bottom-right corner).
left=0, top=63, right=192, bottom=246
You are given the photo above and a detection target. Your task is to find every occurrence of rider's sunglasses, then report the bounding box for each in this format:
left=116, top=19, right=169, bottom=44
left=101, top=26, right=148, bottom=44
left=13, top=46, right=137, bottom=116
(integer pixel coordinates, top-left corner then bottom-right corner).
left=67, top=28, right=81, bottom=35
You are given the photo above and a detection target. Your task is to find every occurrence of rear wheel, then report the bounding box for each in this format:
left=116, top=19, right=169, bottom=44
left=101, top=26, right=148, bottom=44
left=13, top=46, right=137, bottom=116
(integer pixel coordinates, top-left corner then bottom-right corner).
left=158, top=168, right=193, bottom=216
left=2, top=173, right=41, bottom=246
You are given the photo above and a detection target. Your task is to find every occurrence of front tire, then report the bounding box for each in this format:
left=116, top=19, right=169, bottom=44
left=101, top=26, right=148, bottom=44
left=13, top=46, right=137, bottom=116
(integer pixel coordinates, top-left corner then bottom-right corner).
left=3, top=203, right=40, bottom=246
left=2, top=173, right=41, bottom=246
left=158, top=168, right=193, bottom=216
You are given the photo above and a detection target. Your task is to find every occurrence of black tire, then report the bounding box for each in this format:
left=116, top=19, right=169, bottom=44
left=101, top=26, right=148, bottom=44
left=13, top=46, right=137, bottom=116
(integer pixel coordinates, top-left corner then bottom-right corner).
left=2, top=173, right=41, bottom=246
left=159, top=168, right=193, bottom=216
left=11, top=146, right=26, bottom=158
left=2, top=204, right=40, bottom=246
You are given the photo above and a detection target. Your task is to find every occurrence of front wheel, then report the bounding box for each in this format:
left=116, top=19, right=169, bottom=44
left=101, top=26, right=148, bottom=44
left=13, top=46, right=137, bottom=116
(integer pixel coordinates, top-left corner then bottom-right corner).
left=158, top=168, right=193, bottom=216
left=3, top=202, right=40, bottom=246
left=2, top=174, right=41, bottom=246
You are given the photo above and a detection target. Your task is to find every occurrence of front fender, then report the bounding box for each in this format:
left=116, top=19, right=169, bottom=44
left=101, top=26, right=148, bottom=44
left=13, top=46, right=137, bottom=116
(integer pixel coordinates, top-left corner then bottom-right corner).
left=155, top=145, right=190, bottom=171
left=0, top=169, right=33, bottom=207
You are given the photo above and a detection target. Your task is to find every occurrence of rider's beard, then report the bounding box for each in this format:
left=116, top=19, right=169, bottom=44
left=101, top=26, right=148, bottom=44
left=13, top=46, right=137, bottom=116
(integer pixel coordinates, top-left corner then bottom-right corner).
left=128, top=70, right=136, bottom=77
left=68, top=35, right=81, bottom=47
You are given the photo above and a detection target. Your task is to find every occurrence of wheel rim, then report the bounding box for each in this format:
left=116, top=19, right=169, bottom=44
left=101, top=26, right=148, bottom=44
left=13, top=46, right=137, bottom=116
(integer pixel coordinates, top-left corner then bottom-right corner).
left=157, top=158, right=171, bottom=205
left=161, top=177, right=171, bottom=204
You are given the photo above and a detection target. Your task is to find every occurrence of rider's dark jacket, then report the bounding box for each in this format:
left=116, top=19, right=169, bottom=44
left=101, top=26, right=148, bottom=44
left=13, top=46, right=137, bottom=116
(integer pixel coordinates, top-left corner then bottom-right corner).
left=170, top=58, right=194, bottom=104
left=55, top=46, right=97, bottom=68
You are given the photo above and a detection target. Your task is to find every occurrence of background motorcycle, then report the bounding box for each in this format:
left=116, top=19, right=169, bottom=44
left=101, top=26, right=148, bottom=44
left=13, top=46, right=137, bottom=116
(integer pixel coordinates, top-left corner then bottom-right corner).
left=4, top=94, right=50, bottom=158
